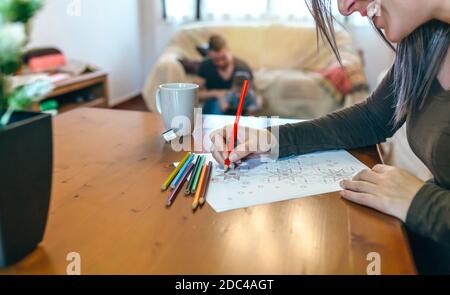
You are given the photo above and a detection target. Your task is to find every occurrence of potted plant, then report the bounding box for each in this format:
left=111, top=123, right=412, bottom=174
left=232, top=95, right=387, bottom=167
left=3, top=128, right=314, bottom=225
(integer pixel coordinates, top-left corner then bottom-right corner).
left=0, top=0, right=53, bottom=267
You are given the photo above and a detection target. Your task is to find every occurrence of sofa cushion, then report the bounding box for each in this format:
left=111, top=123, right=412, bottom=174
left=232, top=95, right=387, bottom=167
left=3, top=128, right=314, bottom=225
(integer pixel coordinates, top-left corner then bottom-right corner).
left=321, top=63, right=353, bottom=94
left=255, top=69, right=341, bottom=119
left=163, top=22, right=357, bottom=71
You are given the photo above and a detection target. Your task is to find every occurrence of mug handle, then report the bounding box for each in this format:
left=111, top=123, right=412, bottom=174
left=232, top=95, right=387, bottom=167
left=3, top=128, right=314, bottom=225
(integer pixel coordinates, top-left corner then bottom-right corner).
left=155, top=89, right=162, bottom=114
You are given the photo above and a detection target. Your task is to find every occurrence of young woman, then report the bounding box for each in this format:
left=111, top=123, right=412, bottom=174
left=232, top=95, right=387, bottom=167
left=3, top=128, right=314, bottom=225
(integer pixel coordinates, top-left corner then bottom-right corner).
left=210, top=0, right=450, bottom=273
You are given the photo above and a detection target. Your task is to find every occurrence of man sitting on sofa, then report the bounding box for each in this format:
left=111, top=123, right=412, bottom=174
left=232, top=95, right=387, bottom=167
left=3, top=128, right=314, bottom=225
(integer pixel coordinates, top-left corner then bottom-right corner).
left=194, top=35, right=254, bottom=114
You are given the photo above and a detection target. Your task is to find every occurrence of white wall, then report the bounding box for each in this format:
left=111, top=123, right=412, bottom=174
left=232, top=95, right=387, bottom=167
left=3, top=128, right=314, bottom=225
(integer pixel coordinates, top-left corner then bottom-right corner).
left=30, top=0, right=142, bottom=105
left=139, top=0, right=176, bottom=85
left=139, top=0, right=163, bottom=83
left=349, top=26, right=395, bottom=90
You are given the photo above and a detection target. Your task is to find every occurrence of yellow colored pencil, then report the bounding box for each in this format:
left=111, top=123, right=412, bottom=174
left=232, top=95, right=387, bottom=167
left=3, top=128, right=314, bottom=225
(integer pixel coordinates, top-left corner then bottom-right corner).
left=161, top=152, right=190, bottom=191
left=192, top=165, right=208, bottom=210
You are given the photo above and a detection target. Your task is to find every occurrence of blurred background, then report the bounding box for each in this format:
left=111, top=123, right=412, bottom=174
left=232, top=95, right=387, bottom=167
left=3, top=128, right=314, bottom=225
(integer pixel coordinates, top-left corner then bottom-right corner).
left=25, top=0, right=427, bottom=178
left=29, top=0, right=394, bottom=106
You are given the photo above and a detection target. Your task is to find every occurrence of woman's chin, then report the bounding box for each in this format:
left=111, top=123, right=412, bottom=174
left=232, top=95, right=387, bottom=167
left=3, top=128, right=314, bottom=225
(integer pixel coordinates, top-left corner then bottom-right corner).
left=373, top=17, right=398, bottom=43
left=384, top=29, right=403, bottom=44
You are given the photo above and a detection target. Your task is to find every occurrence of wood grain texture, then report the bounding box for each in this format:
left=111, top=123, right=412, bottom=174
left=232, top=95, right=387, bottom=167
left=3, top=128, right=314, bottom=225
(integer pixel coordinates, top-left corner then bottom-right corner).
left=1, top=108, right=416, bottom=274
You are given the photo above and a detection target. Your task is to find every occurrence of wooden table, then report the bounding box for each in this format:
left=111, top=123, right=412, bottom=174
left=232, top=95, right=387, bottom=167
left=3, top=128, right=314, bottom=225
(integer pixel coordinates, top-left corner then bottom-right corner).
left=1, top=108, right=416, bottom=274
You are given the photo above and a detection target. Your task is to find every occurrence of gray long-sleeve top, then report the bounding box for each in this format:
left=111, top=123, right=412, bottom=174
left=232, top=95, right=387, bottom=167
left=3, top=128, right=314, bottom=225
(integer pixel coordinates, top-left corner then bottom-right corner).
left=276, top=68, right=450, bottom=249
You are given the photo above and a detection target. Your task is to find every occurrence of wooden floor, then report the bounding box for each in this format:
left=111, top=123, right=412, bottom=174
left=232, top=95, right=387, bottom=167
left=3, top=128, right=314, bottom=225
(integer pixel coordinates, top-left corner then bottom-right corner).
left=113, top=95, right=149, bottom=112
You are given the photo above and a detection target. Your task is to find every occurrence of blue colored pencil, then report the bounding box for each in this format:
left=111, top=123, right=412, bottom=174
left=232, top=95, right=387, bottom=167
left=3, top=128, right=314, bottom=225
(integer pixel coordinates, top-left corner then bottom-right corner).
left=170, top=154, right=194, bottom=190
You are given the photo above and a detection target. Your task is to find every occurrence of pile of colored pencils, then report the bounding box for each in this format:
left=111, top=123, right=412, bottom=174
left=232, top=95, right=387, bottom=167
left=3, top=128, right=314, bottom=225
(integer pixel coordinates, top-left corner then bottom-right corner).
left=161, top=152, right=213, bottom=211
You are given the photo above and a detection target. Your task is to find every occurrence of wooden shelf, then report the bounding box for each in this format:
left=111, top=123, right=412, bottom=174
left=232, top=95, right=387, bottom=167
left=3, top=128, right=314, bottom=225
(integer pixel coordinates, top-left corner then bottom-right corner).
left=32, top=70, right=109, bottom=114
left=58, top=97, right=106, bottom=113
left=47, top=71, right=108, bottom=98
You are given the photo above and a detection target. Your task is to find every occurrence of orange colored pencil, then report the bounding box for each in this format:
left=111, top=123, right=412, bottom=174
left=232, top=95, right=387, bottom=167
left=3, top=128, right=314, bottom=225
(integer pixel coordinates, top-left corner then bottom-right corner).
left=192, top=164, right=208, bottom=210
left=199, top=162, right=213, bottom=206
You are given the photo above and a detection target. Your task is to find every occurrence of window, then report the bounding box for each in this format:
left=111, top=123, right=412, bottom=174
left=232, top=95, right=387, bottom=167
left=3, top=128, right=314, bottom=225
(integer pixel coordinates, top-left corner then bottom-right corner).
left=201, top=0, right=269, bottom=20
left=270, top=0, right=311, bottom=21
left=163, top=0, right=357, bottom=25
left=164, top=0, right=196, bottom=22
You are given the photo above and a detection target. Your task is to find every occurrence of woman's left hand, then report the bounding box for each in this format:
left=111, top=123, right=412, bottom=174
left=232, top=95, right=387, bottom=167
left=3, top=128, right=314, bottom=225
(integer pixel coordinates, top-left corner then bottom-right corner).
left=339, top=164, right=425, bottom=222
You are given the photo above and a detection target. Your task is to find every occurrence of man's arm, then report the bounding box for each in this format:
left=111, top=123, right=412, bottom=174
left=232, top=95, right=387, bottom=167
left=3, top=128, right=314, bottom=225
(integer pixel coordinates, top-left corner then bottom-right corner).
left=193, top=76, right=227, bottom=101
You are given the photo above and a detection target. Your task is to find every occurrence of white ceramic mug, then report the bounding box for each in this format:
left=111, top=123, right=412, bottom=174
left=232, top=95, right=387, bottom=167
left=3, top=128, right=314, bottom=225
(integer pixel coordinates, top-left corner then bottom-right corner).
left=156, top=83, right=199, bottom=137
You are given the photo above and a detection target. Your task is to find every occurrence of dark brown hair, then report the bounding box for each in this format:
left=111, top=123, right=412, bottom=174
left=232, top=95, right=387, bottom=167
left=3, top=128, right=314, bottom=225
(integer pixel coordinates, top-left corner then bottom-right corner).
left=208, top=35, right=227, bottom=52
left=305, top=0, right=450, bottom=125
left=232, top=71, right=252, bottom=88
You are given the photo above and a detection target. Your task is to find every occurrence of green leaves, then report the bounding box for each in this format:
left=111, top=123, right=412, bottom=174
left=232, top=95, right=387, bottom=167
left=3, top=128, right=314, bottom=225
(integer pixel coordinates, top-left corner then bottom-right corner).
left=0, top=0, right=47, bottom=127
left=0, top=22, right=26, bottom=74
left=0, top=1, right=45, bottom=74
left=0, top=79, right=53, bottom=126
left=0, top=1, right=44, bottom=74
left=0, top=76, right=6, bottom=108
left=8, top=79, right=53, bottom=110
left=0, top=0, right=45, bottom=23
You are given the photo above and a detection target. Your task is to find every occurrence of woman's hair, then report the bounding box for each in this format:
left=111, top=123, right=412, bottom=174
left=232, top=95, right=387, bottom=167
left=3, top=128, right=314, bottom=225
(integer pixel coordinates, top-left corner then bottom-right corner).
left=306, top=0, right=450, bottom=126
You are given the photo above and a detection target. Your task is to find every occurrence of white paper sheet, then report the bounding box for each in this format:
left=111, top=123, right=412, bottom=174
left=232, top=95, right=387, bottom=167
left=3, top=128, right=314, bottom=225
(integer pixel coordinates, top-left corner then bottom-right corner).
left=204, top=150, right=369, bottom=213
left=201, top=115, right=303, bottom=132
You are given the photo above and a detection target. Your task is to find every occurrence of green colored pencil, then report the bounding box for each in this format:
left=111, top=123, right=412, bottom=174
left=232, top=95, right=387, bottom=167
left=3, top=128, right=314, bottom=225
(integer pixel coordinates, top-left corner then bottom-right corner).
left=190, top=156, right=206, bottom=195
left=187, top=155, right=204, bottom=195
left=185, top=155, right=200, bottom=195
left=161, top=152, right=190, bottom=191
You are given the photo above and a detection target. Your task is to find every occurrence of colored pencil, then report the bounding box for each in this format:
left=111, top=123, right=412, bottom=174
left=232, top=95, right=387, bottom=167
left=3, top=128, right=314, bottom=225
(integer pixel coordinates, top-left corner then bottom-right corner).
left=199, top=162, right=213, bottom=206
left=224, top=80, right=249, bottom=172
left=187, top=155, right=204, bottom=195
left=161, top=152, right=190, bottom=191
left=190, top=155, right=206, bottom=194
left=170, top=154, right=194, bottom=190
left=166, top=163, right=194, bottom=207
left=192, top=164, right=208, bottom=210
left=185, top=155, right=201, bottom=195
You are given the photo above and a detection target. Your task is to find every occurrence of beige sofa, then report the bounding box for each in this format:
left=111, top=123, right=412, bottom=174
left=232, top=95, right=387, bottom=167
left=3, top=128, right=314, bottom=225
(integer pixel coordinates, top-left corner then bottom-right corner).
left=143, top=21, right=369, bottom=119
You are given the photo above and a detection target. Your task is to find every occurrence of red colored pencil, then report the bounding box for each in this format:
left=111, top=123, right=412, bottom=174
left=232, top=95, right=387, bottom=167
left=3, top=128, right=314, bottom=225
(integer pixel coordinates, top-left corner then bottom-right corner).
left=224, top=79, right=249, bottom=171
left=166, top=163, right=194, bottom=207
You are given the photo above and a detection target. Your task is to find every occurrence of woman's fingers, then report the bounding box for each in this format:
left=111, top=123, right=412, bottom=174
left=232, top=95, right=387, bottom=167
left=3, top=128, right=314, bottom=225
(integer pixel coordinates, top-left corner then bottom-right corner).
left=340, top=190, right=384, bottom=212
left=209, top=125, right=267, bottom=164
left=352, top=169, right=380, bottom=184
left=372, top=164, right=391, bottom=173
left=340, top=179, right=377, bottom=194
left=210, top=127, right=228, bottom=164
left=211, top=145, right=225, bottom=166
left=229, top=141, right=252, bottom=163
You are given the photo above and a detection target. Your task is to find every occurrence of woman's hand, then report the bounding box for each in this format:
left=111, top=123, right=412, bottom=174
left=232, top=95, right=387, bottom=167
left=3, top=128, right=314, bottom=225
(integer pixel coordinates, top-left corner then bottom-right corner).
left=209, top=125, right=278, bottom=166
left=340, top=164, right=425, bottom=222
